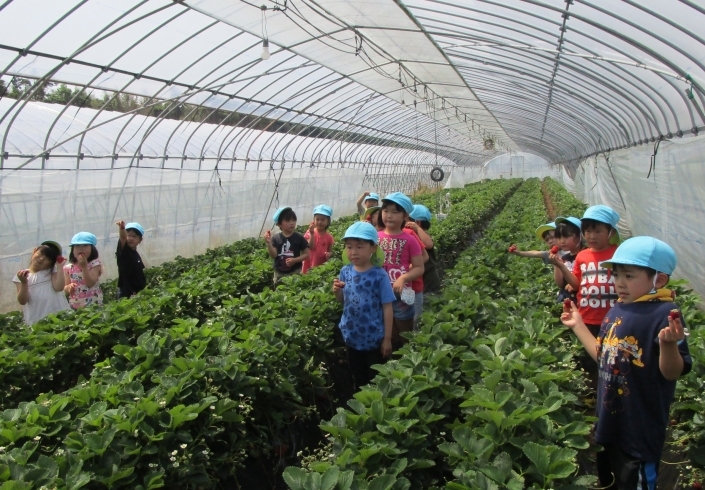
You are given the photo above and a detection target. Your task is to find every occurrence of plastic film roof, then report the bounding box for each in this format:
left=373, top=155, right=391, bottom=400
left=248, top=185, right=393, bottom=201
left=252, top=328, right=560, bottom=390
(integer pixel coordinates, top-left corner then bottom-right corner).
left=0, top=0, right=704, bottom=168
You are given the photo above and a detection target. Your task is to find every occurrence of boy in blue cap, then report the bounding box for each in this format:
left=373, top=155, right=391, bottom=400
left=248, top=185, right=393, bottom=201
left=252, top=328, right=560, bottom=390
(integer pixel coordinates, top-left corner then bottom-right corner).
left=562, top=205, right=621, bottom=336
left=333, top=221, right=395, bottom=390
left=265, top=206, right=310, bottom=287
left=115, top=220, right=146, bottom=298
left=356, top=191, right=379, bottom=217
left=561, top=236, right=691, bottom=489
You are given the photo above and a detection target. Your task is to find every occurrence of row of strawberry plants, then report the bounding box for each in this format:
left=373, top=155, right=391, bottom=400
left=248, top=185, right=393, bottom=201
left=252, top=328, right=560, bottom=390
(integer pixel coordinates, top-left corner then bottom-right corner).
left=0, top=239, right=273, bottom=411
left=284, top=179, right=596, bottom=490
left=0, top=181, right=523, bottom=489
left=544, top=177, right=705, bottom=487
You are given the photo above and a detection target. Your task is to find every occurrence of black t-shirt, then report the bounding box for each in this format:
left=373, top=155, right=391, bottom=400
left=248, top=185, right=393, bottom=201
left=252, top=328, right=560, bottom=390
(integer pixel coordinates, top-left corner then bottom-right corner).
left=271, top=232, right=309, bottom=273
left=116, top=242, right=146, bottom=296
left=557, top=252, right=578, bottom=302
left=595, top=297, right=692, bottom=462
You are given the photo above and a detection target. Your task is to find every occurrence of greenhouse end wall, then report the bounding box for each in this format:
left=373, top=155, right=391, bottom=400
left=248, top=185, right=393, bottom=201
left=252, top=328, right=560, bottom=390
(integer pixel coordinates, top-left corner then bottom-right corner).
left=557, top=134, right=705, bottom=299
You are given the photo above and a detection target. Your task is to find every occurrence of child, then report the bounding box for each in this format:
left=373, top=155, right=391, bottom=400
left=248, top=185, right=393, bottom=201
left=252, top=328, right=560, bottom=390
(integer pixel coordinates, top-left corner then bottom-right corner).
left=115, top=220, right=146, bottom=298
left=333, top=221, right=395, bottom=390
left=63, top=232, right=103, bottom=309
left=406, top=204, right=439, bottom=327
left=264, top=206, right=310, bottom=287
left=548, top=217, right=584, bottom=303
left=356, top=191, right=379, bottom=217
left=509, top=222, right=559, bottom=265
left=377, top=192, right=424, bottom=349
left=561, top=236, right=691, bottom=489
left=561, top=205, right=621, bottom=337
left=364, top=206, right=383, bottom=231
left=302, top=205, right=334, bottom=274
left=13, top=241, right=70, bottom=325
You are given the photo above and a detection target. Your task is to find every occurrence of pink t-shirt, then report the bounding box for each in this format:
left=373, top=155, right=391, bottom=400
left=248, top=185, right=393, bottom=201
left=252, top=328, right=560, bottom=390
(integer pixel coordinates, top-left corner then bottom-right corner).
left=378, top=229, right=422, bottom=288
left=302, top=230, right=334, bottom=274
left=64, top=259, right=103, bottom=310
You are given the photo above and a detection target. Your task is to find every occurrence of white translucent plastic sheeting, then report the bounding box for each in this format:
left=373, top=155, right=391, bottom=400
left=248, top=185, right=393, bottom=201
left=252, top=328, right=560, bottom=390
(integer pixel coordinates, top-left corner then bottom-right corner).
left=444, top=152, right=551, bottom=187
left=0, top=165, right=366, bottom=312
left=556, top=134, right=705, bottom=298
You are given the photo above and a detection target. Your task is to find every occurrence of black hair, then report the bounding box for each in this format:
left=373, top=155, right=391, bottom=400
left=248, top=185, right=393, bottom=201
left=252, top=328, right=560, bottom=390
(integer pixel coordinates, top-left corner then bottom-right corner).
left=344, top=237, right=376, bottom=246
left=581, top=218, right=612, bottom=234
left=612, top=263, right=657, bottom=278
left=69, top=245, right=99, bottom=264
left=380, top=201, right=406, bottom=213
left=277, top=209, right=297, bottom=225
left=541, top=229, right=554, bottom=240
left=314, top=213, right=331, bottom=230
left=126, top=227, right=143, bottom=238
left=555, top=221, right=580, bottom=239
left=416, top=220, right=431, bottom=231
left=32, top=244, right=60, bottom=269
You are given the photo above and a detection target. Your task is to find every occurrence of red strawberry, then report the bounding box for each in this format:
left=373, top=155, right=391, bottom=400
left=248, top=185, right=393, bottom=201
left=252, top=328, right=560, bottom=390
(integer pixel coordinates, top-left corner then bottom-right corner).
left=693, top=482, right=702, bottom=490
left=669, top=310, right=680, bottom=321
left=550, top=246, right=559, bottom=254
left=563, top=299, right=572, bottom=310
left=56, top=256, right=66, bottom=264
left=508, top=244, right=517, bottom=253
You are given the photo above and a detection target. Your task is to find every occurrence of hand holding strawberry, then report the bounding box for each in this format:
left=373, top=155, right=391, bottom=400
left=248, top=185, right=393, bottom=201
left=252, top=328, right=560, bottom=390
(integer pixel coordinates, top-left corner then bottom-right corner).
left=508, top=244, right=517, bottom=253
left=264, top=230, right=272, bottom=244
left=659, top=309, right=687, bottom=343
left=333, top=279, right=345, bottom=292
left=560, top=300, right=583, bottom=330
left=16, top=269, right=29, bottom=284
left=56, top=256, right=66, bottom=264
left=550, top=245, right=559, bottom=254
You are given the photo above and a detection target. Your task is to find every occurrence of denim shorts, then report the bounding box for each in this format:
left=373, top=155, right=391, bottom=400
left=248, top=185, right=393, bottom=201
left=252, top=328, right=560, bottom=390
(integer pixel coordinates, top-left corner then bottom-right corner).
left=391, top=298, right=414, bottom=320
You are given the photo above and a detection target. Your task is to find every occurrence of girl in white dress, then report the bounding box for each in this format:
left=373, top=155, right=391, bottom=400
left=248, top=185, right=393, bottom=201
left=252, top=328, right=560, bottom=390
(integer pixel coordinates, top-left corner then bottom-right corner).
left=13, top=241, right=70, bottom=325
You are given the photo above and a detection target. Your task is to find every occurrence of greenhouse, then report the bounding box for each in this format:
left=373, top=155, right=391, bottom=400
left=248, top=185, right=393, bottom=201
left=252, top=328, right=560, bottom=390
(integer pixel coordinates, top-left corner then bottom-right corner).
left=0, top=0, right=703, bottom=488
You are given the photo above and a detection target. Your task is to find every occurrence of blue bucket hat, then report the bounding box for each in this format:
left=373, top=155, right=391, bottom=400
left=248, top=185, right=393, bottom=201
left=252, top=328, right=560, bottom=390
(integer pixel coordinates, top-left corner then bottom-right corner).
left=381, top=192, right=414, bottom=215
left=554, top=216, right=582, bottom=230
left=602, top=236, right=677, bottom=275
left=410, top=204, right=432, bottom=222
left=583, top=205, right=621, bottom=244
left=534, top=222, right=556, bottom=241
left=125, top=222, right=145, bottom=237
left=313, top=204, right=333, bottom=218
left=343, top=221, right=379, bottom=243
left=70, top=232, right=97, bottom=246
left=272, top=206, right=293, bottom=225
left=364, top=193, right=380, bottom=203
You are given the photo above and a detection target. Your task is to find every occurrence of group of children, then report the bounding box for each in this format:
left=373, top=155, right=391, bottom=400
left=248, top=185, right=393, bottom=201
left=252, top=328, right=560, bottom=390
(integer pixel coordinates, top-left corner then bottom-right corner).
left=512, top=204, right=692, bottom=489
left=13, top=221, right=146, bottom=325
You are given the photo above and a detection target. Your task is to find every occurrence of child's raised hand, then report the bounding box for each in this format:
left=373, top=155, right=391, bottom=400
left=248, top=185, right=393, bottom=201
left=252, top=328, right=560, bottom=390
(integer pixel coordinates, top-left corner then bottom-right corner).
left=333, top=279, right=345, bottom=292
left=17, top=269, right=29, bottom=284
left=560, top=300, right=583, bottom=330
left=56, top=256, right=66, bottom=264
left=659, top=311, right=687, bottom=344
left=308, top=221, right=315, bottom=232
left=264, top=230, right=272, bottom=244
left=76, top=252, right=88, bottom=267
left=363, top=191, right=370, bottom=197
left=380, top=338, right=392, bottom=358
left=116, top=220, right=126, bottom=229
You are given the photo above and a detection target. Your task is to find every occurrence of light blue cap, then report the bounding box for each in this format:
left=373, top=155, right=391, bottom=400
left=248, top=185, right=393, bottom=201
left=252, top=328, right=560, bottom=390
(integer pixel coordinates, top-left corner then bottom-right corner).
left=382, top=192, right=414, bottom=215
left=70, top=232, right=97, bottom=246
left=125, top=222, right=145, bottom=236
left=313, top=204, right=333, bottom=218
left=583, top=205, right=621, bottom=244
left=602, top=236, right=677, bottom=275
left=554, top=216, right=582, bottom=230
left=343, top=222, right=379, bottom=243
left=272, top=206, right=293, bottom=224
left=364, top=193, right=380, bottom=203
left=535, top=222, right=556, bottom=240
left=410, top=204, right=432, bottom=222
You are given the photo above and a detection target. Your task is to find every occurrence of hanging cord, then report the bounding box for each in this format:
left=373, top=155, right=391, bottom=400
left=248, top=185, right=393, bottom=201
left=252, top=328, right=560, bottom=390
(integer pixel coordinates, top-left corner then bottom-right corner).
left=647, top=137, right=661, bottom=179
left=258, top=160, right=285, bottom=237
left=604, top=149, right=628, bottom=213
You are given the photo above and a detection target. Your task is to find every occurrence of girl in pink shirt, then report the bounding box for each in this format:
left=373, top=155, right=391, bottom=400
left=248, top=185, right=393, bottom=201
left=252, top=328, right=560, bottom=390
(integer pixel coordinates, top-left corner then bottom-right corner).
left=302, top=205, right=334, bottom=274
left=63, top=232, right=103, bottom=310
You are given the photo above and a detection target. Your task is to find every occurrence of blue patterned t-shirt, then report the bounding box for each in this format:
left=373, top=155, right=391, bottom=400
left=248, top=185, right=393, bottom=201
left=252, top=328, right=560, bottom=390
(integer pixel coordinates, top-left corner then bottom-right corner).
left=338, top=264, right=396, bottom=351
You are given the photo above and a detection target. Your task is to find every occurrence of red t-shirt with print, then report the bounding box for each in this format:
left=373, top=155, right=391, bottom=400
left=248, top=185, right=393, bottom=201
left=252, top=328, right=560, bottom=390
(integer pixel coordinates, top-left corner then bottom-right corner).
left=572, top=245, right=619, bottom=325
left=302, top=229, right=334, bottom=274
left=405, top=228, right=425, bottom=293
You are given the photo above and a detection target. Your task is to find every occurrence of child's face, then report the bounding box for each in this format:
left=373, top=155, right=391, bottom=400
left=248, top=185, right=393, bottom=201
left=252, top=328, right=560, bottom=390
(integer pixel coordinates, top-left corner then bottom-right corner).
left=30, top=249, right=52, bottom=271
left=583, top=223, right=611, bottom=251
left=381, top=206, right=405, bottom=231
left=365, top=199, right=378, bottom=209
left=543, top=232, right=556, bottom=248
left=313, top=214, right=329, bottom=231
left=558, top=233, right=580, bottom=251
left=279, top=218, right=297, bottom=234
left=344, top=239, right=376, bottom=266
left=125, top=231, right=142, bottom=250
left=73, top=244, right=92, bottom=259
left=613, top=265, right=665, bottom=304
